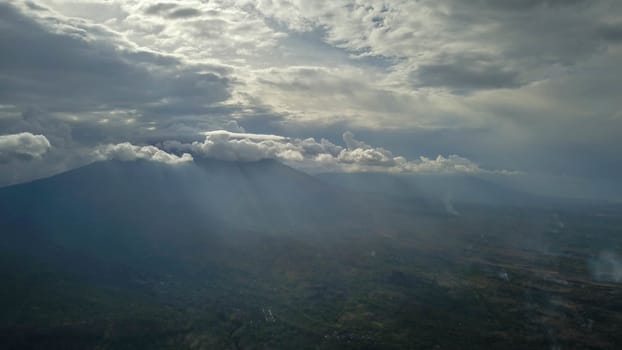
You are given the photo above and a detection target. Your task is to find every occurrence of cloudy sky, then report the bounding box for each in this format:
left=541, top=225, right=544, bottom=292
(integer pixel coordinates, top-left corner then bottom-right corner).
left=0, top=0, right=620, bottom=198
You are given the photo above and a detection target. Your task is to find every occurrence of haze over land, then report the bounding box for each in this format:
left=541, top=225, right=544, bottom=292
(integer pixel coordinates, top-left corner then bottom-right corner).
left=2, top=158, right=622, bottom=349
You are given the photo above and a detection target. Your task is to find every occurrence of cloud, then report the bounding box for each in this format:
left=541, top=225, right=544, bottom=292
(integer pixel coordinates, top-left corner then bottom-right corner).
left=337, top=132, right=399, bottom=167
left=143, top=3, right=178, bottom=15
left=162, top=130, right=514, bottom=174
left=163, top=130, right=300, bottom=162
left=117, top=0, right=286, bottom=61
left=247, top=0, right=617, bottom=72
left=0, top=0, right=620, bottom=192
left=93, top=143, right=193, bottom=165
left=342, top=131, right=368, bottom=150
left=413, top=61, right=522, bottom=92
left=244, top=65, right=444, bottom=128
left=0, top=132, right=51, bottom=162
left=591, top=251, right=622, bottom=283
left=142, top=3, right=202, bottom=19
left=0, top=2, right=230, bottom=116
left=167, top=8, right=202, bottom=19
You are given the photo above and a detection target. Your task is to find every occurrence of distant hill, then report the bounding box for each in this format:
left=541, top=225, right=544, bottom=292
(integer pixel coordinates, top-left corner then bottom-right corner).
left=318, top=172, right=551, bottom=210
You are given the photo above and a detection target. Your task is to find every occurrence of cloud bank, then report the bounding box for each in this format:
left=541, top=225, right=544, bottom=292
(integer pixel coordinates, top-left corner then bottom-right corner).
left=0, top=132, right=51, bottom=162
left=93, top=143, right=193, bottom=165
left=162, top=130, right=514, bottom=174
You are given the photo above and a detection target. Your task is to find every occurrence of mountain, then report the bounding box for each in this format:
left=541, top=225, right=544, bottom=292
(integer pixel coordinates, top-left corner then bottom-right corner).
left=1, top=158, right=357, bottom=232
left=0, top=161, right=285, bottom=279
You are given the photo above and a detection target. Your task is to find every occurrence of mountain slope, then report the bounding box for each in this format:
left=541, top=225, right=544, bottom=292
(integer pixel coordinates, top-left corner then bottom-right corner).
left=0, top=159, right=382, bottom=275
left=0, top=158, right=358, bottom=233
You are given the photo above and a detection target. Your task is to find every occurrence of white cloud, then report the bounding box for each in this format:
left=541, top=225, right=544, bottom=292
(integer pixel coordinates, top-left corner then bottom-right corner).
left=96, top=0, right=287, bottom=63
left=93, top=142, right=193, bottom=164
left=164, top=130, right=302, bottom=162
left=405, top=155, right=490, bottom=174
left=0, top=132, right=51, bottom=161
left=162, top=130, right=515, bottom=175
left=202, top=130, right=286, bottom=142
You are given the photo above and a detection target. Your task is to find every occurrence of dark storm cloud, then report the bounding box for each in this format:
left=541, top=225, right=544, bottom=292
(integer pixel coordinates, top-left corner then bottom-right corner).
left=143, top=3, right=178, bottom=15
left=143, top=3, right=201, bottom=19
left=413, top=61, right=522, bottom=92
left=598, top=23, right=622, bottom=42
left=470, top=0, right=588, bottom=10
left=24, top=1, right=47, bottom=11
left=403, top=0, right=621, bottom=95
left=167, top=8, right=202, bottom=19
left=454, top=0, right=612, bottom=55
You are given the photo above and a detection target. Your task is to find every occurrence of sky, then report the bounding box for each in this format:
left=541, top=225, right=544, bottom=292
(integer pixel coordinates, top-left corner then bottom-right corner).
left=0, top=0, right=621, bottom=198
